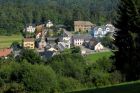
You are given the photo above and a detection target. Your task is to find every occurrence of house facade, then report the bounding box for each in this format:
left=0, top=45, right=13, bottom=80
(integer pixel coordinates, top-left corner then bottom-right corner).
left=74, top=21, right=95, bottom=32
left=23, top=38, right=35, bottom=49
left=26, top=25, right=36, bottom=33
left=94, top=43, right=104, bottom=51
left=88, top=38, right=104, bottom=51
left=46, top=20, right=53, bottom=28
left=72, top=34, right=92, bottom=46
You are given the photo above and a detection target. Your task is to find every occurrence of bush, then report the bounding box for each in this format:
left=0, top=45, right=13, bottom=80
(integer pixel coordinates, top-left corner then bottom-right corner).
left=12, top=62, right=57, bottom=92
left=48, top=54, right=86, bottom=81
left=58, top=76, right=84, bottom=92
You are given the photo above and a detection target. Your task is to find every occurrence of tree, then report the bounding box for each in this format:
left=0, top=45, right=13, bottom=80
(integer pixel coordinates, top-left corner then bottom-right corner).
left=113, top=0, right=140, bottom=81
left=48, top=53, right=86, bottom=82
left=11, top=41, right=21, bottom=51
left=16, top=49, right=44, bottom=64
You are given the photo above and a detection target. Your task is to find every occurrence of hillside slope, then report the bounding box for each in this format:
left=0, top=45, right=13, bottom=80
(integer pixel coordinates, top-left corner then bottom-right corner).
left=70, top=81, right=140, bottom=93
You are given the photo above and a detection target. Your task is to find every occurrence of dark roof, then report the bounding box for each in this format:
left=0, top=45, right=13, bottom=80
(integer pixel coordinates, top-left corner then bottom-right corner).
left=39, top=51, right=55, bottom=58
left=72, top=34, right=92, bottom=40
left=89, top=38, right=98, bottom=46
left=63, top=30, right=72, bottom=37
left=47, top=37, right=58, bottom=41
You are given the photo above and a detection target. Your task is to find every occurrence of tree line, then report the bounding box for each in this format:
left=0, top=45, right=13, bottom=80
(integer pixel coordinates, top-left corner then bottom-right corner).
left=0, top=0, right=118, bottom=35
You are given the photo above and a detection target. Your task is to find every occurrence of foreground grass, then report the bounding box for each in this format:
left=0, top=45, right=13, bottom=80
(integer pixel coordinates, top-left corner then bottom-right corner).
left=70, top=81, right=140, bottom=93
left=0, top=35, right=23, bottom=49
left=85, top=51, right=113, bottom=63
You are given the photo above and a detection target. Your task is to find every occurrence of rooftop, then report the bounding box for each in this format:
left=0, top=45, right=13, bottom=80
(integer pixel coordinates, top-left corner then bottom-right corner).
left=0, top=48, right=12, bottom=57
left=74, top=21, right=94, bottom=26
left=72, top=34, right=92, bottom=40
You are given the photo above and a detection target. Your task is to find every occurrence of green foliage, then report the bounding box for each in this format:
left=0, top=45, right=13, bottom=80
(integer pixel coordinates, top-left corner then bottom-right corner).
left=58, top=76, right=84, bottom=92
left=85, top=51, right=113, bottom=63
left=85, top=57, right=114, bottom=87
left=98, top=36, right=115, bottom=49
left=0, top=0, right=118, bottom=35
left=113, top=0, right=140, bottom=81
left=19, top=63, right=57, bottom=92
left=0, top=62, right=58, bottom=93
left=48, top=54, right=86, bottom=81
left=16, top=49, right=43, bottom=64
left=5, top=83, right=25, bottom=93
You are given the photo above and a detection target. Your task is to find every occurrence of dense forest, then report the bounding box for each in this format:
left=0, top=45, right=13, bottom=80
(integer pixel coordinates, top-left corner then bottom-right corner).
left=0, top=0, right=118, bottom=35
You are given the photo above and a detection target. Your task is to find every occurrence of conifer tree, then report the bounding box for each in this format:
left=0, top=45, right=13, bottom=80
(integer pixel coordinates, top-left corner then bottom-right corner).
left=113, top=0, right=140, bottom=81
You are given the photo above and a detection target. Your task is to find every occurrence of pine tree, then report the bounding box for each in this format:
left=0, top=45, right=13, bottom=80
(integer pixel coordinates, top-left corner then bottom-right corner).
left=113, top=0, right=140, bottom=81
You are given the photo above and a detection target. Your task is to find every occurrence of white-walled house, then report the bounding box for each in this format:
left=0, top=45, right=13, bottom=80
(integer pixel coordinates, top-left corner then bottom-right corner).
left=88, top=38, right=104, bottom=51
left=94, top=42, right=104, bottom=51
left=26, top=25, right=36, bottom=33
left=46, top=20, right=53, bottom=28
left=72, top=34, right=92, bottom=46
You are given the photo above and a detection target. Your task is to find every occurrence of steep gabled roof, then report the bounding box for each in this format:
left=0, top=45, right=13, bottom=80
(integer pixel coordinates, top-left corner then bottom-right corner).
left=0, top=48, right=12, bottom=57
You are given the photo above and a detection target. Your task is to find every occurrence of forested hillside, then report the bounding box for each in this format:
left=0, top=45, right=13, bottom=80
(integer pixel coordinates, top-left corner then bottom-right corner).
left=0, top=0, right=118, bottom=35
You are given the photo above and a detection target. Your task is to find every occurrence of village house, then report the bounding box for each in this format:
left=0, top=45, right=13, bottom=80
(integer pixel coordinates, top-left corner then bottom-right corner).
left=57, top=30, right=72, bottom=51
left=92, top=24, right=115, bottom=37
left=46, top=20, right=54, bottom=28
left=74, top=21, right=95, bottom=32
left=0, top=48, right=12, bottom=58
left=58, top=42, right=70, bottom=51
left=88, top=38, right=104, bottom=51
left=25, top=25, right=36, bottom=33
left=72, top=34, right=92, bottom=46
left=23, top=38, right=35, bottom=49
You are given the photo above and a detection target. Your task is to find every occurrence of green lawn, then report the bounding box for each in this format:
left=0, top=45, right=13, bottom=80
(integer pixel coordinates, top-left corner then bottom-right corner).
left=0, top=35, right=23, bottom=49
left=69, top=81, right=140, bottom=93
left=85, top=51, right=114, bottom=63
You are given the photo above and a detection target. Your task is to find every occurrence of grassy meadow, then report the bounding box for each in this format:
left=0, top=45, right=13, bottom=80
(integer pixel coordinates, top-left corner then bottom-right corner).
left=85, top=51, right=114, bottom=63
left=0, top=35, right=23, bottom=49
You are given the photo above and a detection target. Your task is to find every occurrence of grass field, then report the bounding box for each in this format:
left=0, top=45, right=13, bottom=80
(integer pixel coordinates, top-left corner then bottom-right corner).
left=70, top=81, right=140, bottom=93
left=0, top=35, right=23, bottom=49
left=85, top=51, right=114, bottom=63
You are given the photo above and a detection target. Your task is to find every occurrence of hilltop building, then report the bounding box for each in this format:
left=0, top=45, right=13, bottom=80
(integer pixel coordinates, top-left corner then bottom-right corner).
left=74, top=21, right=95, bottom=32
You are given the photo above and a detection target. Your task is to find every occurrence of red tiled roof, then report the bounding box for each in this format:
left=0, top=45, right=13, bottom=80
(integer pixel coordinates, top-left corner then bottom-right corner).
left=0, top=48, right=12, bottom=57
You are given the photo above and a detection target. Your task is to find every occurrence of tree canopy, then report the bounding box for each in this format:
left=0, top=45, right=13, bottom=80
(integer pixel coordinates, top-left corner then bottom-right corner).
left=0, top=0, right=118, bottom=35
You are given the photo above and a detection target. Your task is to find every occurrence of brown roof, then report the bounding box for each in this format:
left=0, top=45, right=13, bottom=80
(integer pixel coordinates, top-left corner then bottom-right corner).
left=74, top=21, right=94, bottom=26
left=24, top=38, right=35, bottom=42
left=36, top=24, right=45, bottom=34
left=89, top=38, right=98, bottom=46
left=0, top=48, right=12, bottom=57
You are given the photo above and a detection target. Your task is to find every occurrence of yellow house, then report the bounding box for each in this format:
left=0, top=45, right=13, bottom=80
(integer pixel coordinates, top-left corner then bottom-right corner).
left=23, top=38, right=35, bottom=49
left=74, top=21, right=95, bottom=32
